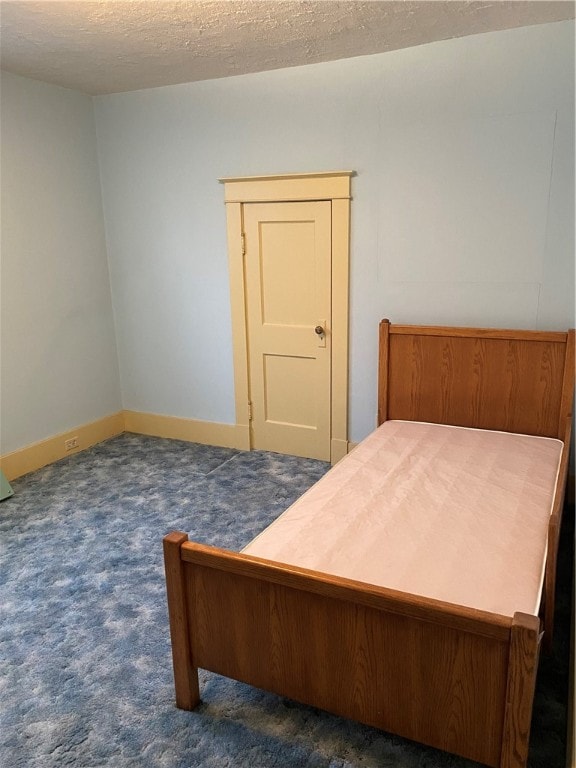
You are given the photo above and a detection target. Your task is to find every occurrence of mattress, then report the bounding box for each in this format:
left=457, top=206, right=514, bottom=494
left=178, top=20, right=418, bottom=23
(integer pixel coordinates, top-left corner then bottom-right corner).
left=242, top=420, right=563, bottom=618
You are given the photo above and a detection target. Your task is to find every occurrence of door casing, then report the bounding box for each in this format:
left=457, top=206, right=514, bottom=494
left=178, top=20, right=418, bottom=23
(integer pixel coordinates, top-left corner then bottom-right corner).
left=220, top=172, right=352, bottom=464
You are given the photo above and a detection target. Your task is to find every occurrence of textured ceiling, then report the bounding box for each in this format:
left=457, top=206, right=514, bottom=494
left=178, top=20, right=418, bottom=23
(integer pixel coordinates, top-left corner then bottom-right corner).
left=0, top=1, right=574, bottom=95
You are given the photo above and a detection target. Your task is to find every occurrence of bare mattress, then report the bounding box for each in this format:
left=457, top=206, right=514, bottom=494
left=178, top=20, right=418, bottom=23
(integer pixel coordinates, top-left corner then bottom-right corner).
left=243, top=421, right=563, bottom=617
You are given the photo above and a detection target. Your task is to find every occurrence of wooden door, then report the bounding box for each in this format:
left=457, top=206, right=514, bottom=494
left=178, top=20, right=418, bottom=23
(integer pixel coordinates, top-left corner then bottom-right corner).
left=243, top=201, right=332, bottom=460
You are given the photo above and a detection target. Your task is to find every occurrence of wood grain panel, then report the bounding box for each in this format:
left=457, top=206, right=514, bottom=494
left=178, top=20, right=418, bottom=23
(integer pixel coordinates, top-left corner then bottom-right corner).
left=185, top=553, right=509, bottom=767
left=385, top=331, right=566, bottom=437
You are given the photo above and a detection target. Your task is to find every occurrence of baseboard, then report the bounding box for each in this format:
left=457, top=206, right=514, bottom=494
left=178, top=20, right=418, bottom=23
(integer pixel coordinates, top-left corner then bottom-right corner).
left=0, top=411, right=249, bottom=482
left=0, top=412, right=125, bottom=481
left=123, top=410, right=249, bottom=450
left=331, top=438, right=349, bottom=464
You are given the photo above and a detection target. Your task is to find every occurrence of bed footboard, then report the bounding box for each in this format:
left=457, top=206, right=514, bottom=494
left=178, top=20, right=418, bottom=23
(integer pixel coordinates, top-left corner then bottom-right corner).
left=163, top=533, right=542, bottom=768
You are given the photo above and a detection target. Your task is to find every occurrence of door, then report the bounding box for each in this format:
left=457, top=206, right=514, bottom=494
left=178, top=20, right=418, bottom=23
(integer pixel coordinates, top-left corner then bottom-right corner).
left=243, top=201, right=332, bottom=460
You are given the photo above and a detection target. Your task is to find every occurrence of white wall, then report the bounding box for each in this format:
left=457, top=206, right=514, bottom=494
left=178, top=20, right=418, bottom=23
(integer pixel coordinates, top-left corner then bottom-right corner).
left=91, top=21, right=573, bottom=443
left=0, top=72, right=121, bottom=454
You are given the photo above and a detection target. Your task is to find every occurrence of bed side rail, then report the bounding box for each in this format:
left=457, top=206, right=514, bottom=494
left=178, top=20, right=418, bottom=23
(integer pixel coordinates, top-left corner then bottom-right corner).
left=543, top=415, right=573, bottom=651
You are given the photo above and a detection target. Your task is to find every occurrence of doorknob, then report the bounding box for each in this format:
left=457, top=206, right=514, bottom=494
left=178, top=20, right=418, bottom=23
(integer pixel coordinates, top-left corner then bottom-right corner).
left=314, top=325, right=325, bottom=335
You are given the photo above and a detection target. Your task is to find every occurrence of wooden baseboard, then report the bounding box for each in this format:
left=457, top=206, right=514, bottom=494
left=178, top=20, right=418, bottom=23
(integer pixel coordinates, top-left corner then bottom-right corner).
left=0, top=412, right=125, bottom=481
left=331, top=438, right=349, bottom=464
left=123, top=410, right=248, bottom=450
left=0, top=411, right=249, bottom=482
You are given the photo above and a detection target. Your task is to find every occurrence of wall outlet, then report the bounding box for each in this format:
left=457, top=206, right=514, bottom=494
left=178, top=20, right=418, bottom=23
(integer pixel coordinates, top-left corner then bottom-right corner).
left=64, top=437, right=79, bottom=451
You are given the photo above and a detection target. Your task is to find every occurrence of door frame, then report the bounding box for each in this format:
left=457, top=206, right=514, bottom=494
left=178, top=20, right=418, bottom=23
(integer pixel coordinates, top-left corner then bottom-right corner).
left=220, top=171, right=353, bottom=464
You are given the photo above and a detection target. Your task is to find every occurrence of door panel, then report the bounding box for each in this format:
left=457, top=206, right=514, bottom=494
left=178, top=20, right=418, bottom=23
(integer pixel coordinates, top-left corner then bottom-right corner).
left=263, top=354, right=317, bottom=427
left=259, top=221, right=316, bottom=325
left=243, top=201, right=331, bottom=460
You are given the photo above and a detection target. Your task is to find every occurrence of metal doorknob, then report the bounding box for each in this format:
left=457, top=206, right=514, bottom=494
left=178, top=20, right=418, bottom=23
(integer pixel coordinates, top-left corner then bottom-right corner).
left=314, top=325, right=325, bottom=335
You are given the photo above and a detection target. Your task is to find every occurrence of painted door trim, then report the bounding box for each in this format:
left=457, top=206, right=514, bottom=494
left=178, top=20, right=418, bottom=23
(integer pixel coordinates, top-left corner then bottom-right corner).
left=221, top=172, right=352, bottom=464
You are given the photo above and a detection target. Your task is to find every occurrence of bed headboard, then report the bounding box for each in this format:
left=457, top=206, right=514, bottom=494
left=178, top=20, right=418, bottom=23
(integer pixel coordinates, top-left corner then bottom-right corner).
left=378, top=320, right=575, bottom=439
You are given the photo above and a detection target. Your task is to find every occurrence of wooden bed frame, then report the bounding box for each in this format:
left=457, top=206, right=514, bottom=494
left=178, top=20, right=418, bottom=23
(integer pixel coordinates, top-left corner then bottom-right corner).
left=163, top=321, right=575, bottom=768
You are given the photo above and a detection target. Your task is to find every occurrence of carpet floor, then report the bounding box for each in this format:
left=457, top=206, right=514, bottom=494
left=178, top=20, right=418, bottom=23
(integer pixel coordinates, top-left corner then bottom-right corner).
left=0, top=434, right=572, bottom=767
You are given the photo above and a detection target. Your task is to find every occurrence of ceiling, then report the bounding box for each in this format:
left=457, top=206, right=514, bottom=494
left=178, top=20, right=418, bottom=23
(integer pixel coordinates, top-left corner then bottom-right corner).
left=1, top=1, right=574, bottom=96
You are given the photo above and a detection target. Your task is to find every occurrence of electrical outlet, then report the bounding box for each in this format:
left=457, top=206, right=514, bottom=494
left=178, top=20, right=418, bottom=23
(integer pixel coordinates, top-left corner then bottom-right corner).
left=64, top=437, right=79, bottom=451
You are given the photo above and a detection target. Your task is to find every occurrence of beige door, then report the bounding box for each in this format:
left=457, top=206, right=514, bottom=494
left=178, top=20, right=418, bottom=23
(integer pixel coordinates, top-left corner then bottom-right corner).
left=243, top=201, right=332, bottom=460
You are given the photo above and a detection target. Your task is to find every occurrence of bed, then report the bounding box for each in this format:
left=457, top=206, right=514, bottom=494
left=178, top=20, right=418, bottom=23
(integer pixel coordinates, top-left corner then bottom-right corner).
left=163, top=321, right=575, bottom=768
